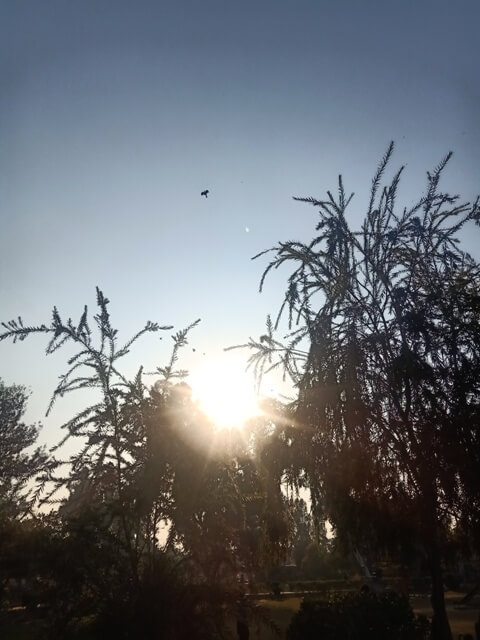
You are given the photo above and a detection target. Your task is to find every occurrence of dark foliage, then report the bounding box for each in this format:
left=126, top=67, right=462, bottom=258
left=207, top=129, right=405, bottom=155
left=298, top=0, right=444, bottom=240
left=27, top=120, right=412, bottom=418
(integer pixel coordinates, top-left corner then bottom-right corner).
left=0, top=380, right=49, bottom=517
left=39, top=512, right=238, bottom=640
left=287, top=591, right=430, bottom=640
left=243, top=143, right=480, bottom=640
left=0, top=290, right=278, bottom=639
left=0, top=381, right=51, bottom=609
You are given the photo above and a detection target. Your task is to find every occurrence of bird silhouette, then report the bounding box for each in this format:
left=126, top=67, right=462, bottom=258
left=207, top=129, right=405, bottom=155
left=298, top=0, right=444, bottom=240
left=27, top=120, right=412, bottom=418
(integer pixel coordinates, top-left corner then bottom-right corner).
left=201, top=189, right=209, bottom=198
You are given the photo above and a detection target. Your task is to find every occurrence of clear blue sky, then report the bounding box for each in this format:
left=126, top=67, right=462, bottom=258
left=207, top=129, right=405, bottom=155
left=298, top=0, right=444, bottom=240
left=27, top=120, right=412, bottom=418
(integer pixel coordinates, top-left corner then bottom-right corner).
left=1, top=0, right=479, bottom=444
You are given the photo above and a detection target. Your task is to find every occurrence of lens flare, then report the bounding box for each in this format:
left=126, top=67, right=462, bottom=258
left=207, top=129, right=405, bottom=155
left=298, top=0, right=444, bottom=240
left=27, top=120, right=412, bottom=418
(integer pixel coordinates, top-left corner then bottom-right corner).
left=189, top=355, right=260, bottom=430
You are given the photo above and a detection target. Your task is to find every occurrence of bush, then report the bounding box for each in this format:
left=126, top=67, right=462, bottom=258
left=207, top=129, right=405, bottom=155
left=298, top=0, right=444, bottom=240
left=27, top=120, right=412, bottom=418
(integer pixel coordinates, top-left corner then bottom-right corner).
left=287, top=590, right=430, bottom=640
left=41, top=517, right=238, bottom=640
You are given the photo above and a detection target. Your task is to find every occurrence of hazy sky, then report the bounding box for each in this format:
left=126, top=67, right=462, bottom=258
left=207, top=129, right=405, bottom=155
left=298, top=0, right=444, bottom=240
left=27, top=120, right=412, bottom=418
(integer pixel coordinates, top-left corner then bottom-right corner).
left=1, top=1, right=479, bottom=443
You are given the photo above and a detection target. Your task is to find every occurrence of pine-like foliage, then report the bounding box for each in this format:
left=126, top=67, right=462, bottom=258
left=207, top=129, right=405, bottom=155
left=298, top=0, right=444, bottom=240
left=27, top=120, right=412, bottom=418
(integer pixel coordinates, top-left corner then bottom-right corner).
left=0, top=288, right=195, bottom=518
left=0, top=380, right=50, bottom=518
left=245, top=143, right=480, bottom=640
left=1, top=291, right=283, bottom=638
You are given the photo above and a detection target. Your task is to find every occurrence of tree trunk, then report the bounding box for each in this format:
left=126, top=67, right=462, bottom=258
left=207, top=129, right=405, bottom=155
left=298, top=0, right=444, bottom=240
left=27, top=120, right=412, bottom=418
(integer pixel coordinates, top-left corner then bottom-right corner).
left=429, top=542, right=453, bottom=640
left=420, top=477, right=453, bottom=640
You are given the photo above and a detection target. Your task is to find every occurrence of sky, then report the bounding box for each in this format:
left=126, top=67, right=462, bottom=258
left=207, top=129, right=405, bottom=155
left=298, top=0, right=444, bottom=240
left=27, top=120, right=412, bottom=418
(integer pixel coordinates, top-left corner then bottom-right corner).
left=1, top=0, right=479, bottom=446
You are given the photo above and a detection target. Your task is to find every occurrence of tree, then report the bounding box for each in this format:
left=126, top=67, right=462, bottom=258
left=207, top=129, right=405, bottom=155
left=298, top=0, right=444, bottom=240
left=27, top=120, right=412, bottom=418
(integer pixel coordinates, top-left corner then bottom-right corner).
left=1, top=289, right=184, bottom=580
left=291, top=497, right=314, bottom=569
left=246, top=143, right=480, bottom=640
left=0, top=290, right=278, bottom=637
left=0, top=380, right=49, bottom=608
left=0, top=379, right=48, bottom=518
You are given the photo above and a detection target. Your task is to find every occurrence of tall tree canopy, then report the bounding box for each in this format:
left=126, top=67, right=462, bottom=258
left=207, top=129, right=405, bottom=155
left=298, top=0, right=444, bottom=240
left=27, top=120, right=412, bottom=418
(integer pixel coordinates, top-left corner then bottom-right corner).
left=248, top=143, right=480, bottom=640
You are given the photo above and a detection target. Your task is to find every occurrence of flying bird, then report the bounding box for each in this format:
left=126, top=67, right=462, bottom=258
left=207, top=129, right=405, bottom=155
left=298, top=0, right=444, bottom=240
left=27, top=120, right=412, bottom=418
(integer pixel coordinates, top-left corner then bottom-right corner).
left=201, top=189, right=209, bottom=198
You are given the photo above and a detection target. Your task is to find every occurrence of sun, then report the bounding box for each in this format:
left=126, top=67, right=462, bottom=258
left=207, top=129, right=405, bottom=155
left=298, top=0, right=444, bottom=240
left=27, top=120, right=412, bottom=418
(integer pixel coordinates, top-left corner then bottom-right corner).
left=189, top=354, right=261, bottom=430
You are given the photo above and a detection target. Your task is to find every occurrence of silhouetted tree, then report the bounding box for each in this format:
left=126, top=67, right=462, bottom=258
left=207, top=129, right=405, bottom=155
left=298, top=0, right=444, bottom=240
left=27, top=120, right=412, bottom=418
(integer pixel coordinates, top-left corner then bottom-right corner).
left=0, top=380, right=51, bottom=609
left=290, top=498, right=313, bottom=569
left=245, top=143, right=480, bottom=640
left=0, top=379, right=48, bottom=518
left=1, top=289, right=184, bottom=578
left=0, top=290, right=276, bottom=638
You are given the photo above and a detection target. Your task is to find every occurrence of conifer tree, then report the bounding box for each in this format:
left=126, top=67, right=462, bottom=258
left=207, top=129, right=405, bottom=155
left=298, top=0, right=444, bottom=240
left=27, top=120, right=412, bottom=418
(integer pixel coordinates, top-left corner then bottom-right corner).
left=246, top=143, right=480, bottom=640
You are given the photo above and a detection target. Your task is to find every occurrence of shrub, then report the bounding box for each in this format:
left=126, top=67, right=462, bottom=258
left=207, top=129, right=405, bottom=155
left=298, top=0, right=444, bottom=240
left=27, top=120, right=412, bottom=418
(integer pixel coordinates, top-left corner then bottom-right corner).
left=287, top=590, right=430, bottom=640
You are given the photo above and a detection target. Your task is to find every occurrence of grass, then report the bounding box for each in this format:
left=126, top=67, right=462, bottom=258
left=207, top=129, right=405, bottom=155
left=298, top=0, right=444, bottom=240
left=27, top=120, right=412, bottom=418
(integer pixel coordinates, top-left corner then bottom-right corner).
left=250, top=598, right=302, bottom=639
left=411, top=591, right=479, bottom=639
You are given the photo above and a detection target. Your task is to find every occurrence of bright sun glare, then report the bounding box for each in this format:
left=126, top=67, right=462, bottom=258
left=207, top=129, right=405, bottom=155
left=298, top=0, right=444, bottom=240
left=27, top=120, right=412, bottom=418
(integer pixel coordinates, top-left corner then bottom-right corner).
left=189, top=355, right=260, bottom=430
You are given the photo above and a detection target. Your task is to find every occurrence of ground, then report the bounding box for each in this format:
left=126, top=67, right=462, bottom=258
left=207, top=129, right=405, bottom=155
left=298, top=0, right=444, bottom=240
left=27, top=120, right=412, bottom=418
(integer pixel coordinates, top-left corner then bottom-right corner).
left=1, top=591, right=478, bottom=638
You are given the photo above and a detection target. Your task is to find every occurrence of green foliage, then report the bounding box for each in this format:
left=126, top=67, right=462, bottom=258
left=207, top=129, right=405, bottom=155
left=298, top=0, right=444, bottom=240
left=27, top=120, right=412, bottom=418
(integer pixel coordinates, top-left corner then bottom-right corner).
left=287, top=591, right=430, bottom=640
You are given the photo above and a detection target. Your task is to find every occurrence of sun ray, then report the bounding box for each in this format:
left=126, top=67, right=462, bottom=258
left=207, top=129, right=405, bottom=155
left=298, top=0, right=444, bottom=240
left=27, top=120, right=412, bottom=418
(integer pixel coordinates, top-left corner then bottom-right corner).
left=189, top=354, right=261, bottom=430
